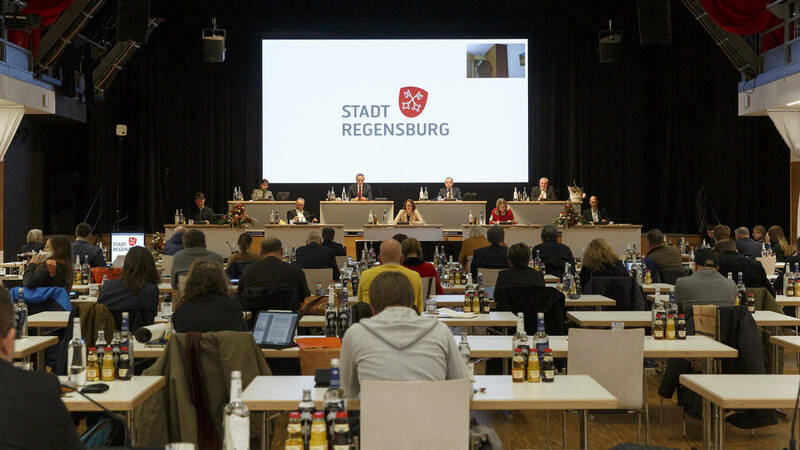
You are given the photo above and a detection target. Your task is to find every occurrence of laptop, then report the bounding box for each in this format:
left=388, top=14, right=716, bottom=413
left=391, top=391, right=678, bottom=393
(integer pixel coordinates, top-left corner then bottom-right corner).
left=251, top=310, right=299, bottom=349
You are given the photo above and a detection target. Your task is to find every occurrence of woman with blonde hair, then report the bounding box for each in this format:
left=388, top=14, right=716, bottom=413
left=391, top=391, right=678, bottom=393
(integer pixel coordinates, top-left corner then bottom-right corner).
left=579, top=238, right=627, bottom=286
left=490, top=198, right=516, bottom=224
left=767, top=225, right=795, bottom=262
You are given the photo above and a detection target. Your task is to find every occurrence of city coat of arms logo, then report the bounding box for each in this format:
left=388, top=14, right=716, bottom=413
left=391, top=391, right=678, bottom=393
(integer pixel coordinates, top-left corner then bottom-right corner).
left=398, top=86, right=428, bottom=118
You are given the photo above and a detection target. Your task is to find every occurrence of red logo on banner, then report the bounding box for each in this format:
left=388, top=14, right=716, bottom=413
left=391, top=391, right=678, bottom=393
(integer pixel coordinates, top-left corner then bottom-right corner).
left=128, top=237, right=138, bottom=246
left=398, top=87, right=428, bottom=118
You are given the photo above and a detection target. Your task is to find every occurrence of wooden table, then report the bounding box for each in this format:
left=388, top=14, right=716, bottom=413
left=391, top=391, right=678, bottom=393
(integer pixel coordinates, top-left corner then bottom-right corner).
left=263, top=224, right=345, bottom=250
left=60, top=375, right=165, bottom=446
left=362, top=224, right=443, bottom=241
left=28, top=311, right=70, bottom=328
left=461, top=224, right=544, bottom=247
left=319, top=201, right=394, bottom=232
left=680, top=374, right=800, bottom=449
left=567, top=310, right=800, bottom=328
left=242, top=374, right=617, bottom=450
left=13, top=335, right=58, bottom=370
left=415, top=201, right=486, bottom=232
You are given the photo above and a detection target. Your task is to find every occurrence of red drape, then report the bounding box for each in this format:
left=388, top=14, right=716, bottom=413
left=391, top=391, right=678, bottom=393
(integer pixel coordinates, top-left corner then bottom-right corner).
left=699, top=0, right=784, bottom=51
left=6, top=0, right=74, bottom=55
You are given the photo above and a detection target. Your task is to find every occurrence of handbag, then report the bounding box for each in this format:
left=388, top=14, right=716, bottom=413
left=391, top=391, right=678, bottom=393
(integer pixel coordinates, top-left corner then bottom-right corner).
left=300, top=295, right=342, bottom=317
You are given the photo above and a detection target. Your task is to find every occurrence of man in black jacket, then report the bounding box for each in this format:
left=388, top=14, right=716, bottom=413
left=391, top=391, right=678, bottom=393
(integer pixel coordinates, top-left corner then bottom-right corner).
left=238, top=237, right=310, bottom=300
left=471, top=225, right=509, bottom=279
left=0, top=289, right=84, bottom=449
left=581, top=196, right=610, bottom=224
left=296, top=232, right=340, bottom=280
left=715, top=239, right=776, bottom=297
left=532, top=225, right=574, bottom=278
left=72, top=222, right=106, bottom=267
left=321, top=227, right=347, bottom=256
left=188, top=192, right=214, bottom=224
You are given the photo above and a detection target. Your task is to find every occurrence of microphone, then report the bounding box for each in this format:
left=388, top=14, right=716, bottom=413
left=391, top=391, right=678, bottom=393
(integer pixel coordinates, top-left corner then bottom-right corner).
left=225, top=241, right=235, bottom=253
left=61, top=382, right=132, bottom=448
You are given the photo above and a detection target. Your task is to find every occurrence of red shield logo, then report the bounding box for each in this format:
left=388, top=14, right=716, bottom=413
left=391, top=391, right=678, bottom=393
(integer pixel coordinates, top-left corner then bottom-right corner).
left=398, top=86, right=428, bottom=118
left=128, top=237, right=138, bottom=246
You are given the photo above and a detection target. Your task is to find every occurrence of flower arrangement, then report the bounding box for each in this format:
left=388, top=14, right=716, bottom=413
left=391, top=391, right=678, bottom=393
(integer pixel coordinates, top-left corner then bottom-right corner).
left=553, top=202, right=589, bottom=228
left=150, top=232, right=165, bottom=259
left=224, top=203, right=255, bottom=229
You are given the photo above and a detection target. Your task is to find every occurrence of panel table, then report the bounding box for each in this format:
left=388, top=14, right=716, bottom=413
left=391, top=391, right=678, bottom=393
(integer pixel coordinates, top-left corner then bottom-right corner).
left=165, top=224, right=249, bottom=257
left=362, top=224, right=443, bottom=241
left=319, top=201, right=394, bottom=232
left=507, top=200, right=581, bottom=226
left=561, top=225, right=642, bottom=259
left=227, top=200, right=297, bottom=225
left=461, top=224, right=543, bottom=246
left=414, top=200, right=486, bottom=231
left=263, top=224, right=344, bottom=250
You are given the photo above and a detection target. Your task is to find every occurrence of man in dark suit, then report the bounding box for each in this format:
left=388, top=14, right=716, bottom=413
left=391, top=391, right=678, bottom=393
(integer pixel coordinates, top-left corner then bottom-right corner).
left=0, top=290, right=84, bottom=449
left=715, top=239, right=776, bottom=297
left=238, top=237, right=310, bottom=300
left=188, top=192, right=214, bottom=224
left=347, top=173, right=373, bottom=201
left=532, top=225, right=575, bottom=278
left=286, top=198, right=318, bottom=223
left=581, top=196, right=610, bottom=224
left=531, top=177, right=556, bottom=201
left=471, top=225, right=510, bottom=279
left=734, top=227, right=763, bottom=258
left=437, top=177, right=463, bottom=200
left=296, top=231, right=340, bottom=280
left=321, top=227, right=347, bottom=256
left=72, top=222, right=106, bottom=267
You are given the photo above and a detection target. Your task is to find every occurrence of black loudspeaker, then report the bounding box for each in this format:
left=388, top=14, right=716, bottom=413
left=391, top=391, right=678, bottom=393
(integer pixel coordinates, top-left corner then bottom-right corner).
left=203, top=35, right=226, bottom=62
left=116, top=0, right=150, bottom=43
left=599, top=34, right=622, bottom=63
left=637, top=0, right=672, bottom=46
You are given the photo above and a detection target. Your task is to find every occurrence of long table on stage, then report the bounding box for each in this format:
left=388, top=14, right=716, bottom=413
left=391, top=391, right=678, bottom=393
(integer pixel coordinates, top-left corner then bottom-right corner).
left=561, top=224, right=642, bottom=257
left=507, top=200, right=581, bottom=225
left=319, top=201, right=394, bottom=232
left=165, top=224, right=252, bottom=257
left=263, top=224, right=344, bottom=249
left=414, top=201, right=486, bottom=231
left=363, top=224, right=443, bottom=241
left=461, top=224, right=543, bottom=246
left=227, top=201, right=296, bottom=224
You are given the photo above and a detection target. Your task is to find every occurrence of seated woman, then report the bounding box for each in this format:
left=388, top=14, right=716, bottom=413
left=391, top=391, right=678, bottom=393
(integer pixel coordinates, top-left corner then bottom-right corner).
left=225, top=233, right=261, bottom=279
left=495, top=243, right=545, bottom=290
left=579, top=238, right=627, bottom=286
left=20, top=228, right=46, bottom=253
left=401, top=238, right=443, bottom=295
left=172, top=259, right=247, bottom=333
left=97, top=246, right=160, bottom=326
left=394, top=199, right=423, bottom=224
left=489, top=198, right=516, bottom=224
left=23, top=235, right=73, bottom=292
left=768, top=225, right=795, bottom=262
left=459, top=226, right=490, bottom=268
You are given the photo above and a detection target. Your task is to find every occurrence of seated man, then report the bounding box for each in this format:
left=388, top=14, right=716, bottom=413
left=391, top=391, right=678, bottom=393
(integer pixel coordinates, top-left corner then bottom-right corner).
left=643, top=228, right=683, bottom=273
left=341, top=271, right=471, bottom=398
left=170, top=229, right=224, bottom=288
left=495, top=243, right=545, bottom=289
left=581, top=196, right=610, bottom=224
left=674, top=248, right=736, bottom=311
left=357, top=239, right=423, bottom=313
left=437, top=177, right=462, bottom=200
left=347, top=173, right=373, bottom=201
left=72, top=222, right=106, bottom=267
left=163, top=225, right=186, bottom=256
left=459, top=226, right=489, bottom=268
left=188, top=192, right=214, bottom=224
left=238, top=237, right=310, bottom=300
left=0, top=289, right=84, bottom=449
left=286, top=198, right=318, bottom=223
left=531, top=177, right=556, bottom=201
left=470, top=225, right=509, bottom=279
left=321, top=227, right=347, bottom=256
left=532, top=224, right=574, bottom=278
left=734, top=226, right=762, bottom=258
left=296, top=231, right=340, bottom=280
left=715, top=239, right=776, bottom=297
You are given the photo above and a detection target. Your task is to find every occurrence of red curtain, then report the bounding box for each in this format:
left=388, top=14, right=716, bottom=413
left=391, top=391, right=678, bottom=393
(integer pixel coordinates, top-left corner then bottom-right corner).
left=7, top=0, right=74, bottom=55
left=699, top=0, right=784, bottom=51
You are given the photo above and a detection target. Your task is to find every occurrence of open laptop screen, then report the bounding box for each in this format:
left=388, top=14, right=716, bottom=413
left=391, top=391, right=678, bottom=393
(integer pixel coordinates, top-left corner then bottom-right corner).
left=251, top=311, right=298, bottom=348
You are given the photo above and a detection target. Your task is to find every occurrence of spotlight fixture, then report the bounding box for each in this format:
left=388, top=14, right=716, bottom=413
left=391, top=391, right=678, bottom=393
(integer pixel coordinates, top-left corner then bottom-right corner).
left=202, top=18, right=226, bottom=62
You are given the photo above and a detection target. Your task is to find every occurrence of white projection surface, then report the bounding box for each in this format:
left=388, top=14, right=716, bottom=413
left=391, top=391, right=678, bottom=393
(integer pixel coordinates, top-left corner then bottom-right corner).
left=262, top=39, right=528, bottom=183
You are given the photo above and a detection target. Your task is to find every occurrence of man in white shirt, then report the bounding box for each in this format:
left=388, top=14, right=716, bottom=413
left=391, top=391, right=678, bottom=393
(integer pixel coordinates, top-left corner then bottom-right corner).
left=581, top=195, right=609, bottom=224
left=287, top=198, right=317, bottom=223
left=531, top=177, right=556, bottom=200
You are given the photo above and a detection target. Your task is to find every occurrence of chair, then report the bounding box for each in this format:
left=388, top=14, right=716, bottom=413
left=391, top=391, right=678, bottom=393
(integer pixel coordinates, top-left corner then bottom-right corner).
left=225, top=260, right=254, bottom=280
left=335, top=255, right=349, bottom=269
left=494, top=286, right=566, bottom=336
left=657, top=267, right=687, bottom=285
left=420, top=277, right=434, bottom=301
left=161, top=255, right=174, bottom=276
left=477, top=268, right=502, bottom=287
left=360, top=379, right=471, bottom=450
left=174, top=275, right=188, bottom=310
left=276, top=192, right=290, bottom=201
left=238, top=286, right=301, bottom=328
left=566, top=328, right=648, bottom=445
left=302, top=268, right=335, bottom=292
left=756, top=256, right=776, bottom=276
left=583, top=276, right=647, bottom=311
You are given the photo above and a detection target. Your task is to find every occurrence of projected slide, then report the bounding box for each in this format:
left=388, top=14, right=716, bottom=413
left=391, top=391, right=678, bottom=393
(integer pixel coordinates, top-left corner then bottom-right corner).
left=262, top=39, right=528, bottom=183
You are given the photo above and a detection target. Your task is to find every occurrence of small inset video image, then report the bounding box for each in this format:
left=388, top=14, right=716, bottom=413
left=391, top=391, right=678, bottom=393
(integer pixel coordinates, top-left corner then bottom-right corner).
left=467, top=43, right=525, bottom=78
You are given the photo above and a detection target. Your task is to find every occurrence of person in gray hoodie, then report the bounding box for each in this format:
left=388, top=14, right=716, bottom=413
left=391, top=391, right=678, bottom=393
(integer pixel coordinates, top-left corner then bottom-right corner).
left=340, top=271, right=472, bottom=399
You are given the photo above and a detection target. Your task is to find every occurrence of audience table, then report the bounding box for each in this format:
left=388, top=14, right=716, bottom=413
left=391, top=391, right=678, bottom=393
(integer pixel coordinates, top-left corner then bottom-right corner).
left=228, top=200, right=297, bottom=225
left=262, top=224, right=345, bottom=249
left=775, top=294, right=800, bottom=307
left=59, top=375, right=165, bottom=446
left=362, top=224, right=443, bottom=241
left=415, top=200, right=486, bottom=231
left=506, top=201, right=579, bottom=225
left=13, top=335, right=58, bottom=370
left=567, top=310, right=800, bottom=329
left=299, top=311, right=517, bottom=332
left=680, top=374, right=800, bottom=450
left=242, top=374, right=617, bottom=450
left=461, top=224, right=543, bottom=247
left=560, top=224, right=642, bottom=259
left=27, top=310, right=70, bottom=329
left=319, top=201, right=394, bottom=232
left=641, top=282, right=674, bottom=294
left=430, top=294, right=615, bottom=310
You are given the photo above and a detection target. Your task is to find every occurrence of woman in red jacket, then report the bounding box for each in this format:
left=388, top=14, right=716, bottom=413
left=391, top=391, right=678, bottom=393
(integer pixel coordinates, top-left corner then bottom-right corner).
left=401, top=237, right=444, bottom=295
left=490, top=198, right=517, bottom=224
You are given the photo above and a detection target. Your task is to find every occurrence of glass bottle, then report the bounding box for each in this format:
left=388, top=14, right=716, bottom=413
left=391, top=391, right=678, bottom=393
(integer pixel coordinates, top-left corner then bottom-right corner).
left=737, top=272, right=746, bottom=306
left=67, top=318, right=87, bottom=387
left=338, top=300, right=350, bottom=338
left=747, top=293, right=756, bottom=313
left=86, top=347, right=99, bottom=382
left=111, top=331, right=121, bottom=369
left=532, top=312, right=549, bottom=366
left=541, top=348, right=555, bottom=382
left=512, top=348, right=525, bottom=382
left=665, top=312, right=676, bottom=340
left=324, top=359, right=345, bottom=443
left=458, top=332, right=471, bottom=365
left=285, top=412, right=304, bottom=450
left=308, top=412, right=327, bottom=450
left=527, top=349, right=540, bottom=382
left=117, top=347, right=132, bottom=380
left=298, top=389, right=315, bottom=448
left=74, top=255, right=83, bottom=285
left=512, top=312, right=530, bottom=377
left=653, top=313, right=665, bottom=340
left=223, top=370, right=250, bottom=450
left=332, top=411, right=352, bottom=450
left=101, top=346, right=115, bottom=381
left=325, top=286, right=338, bottom=338
left=13, top=294, right=27, bottom=339
left=677, top=314, right=687, bottom=340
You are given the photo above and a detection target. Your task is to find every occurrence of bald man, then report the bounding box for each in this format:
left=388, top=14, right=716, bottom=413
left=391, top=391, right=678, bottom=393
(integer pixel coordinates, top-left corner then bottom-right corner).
left=357, top=239, right=423, bottom=313
left=531, top=177, right=556, bottom=201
